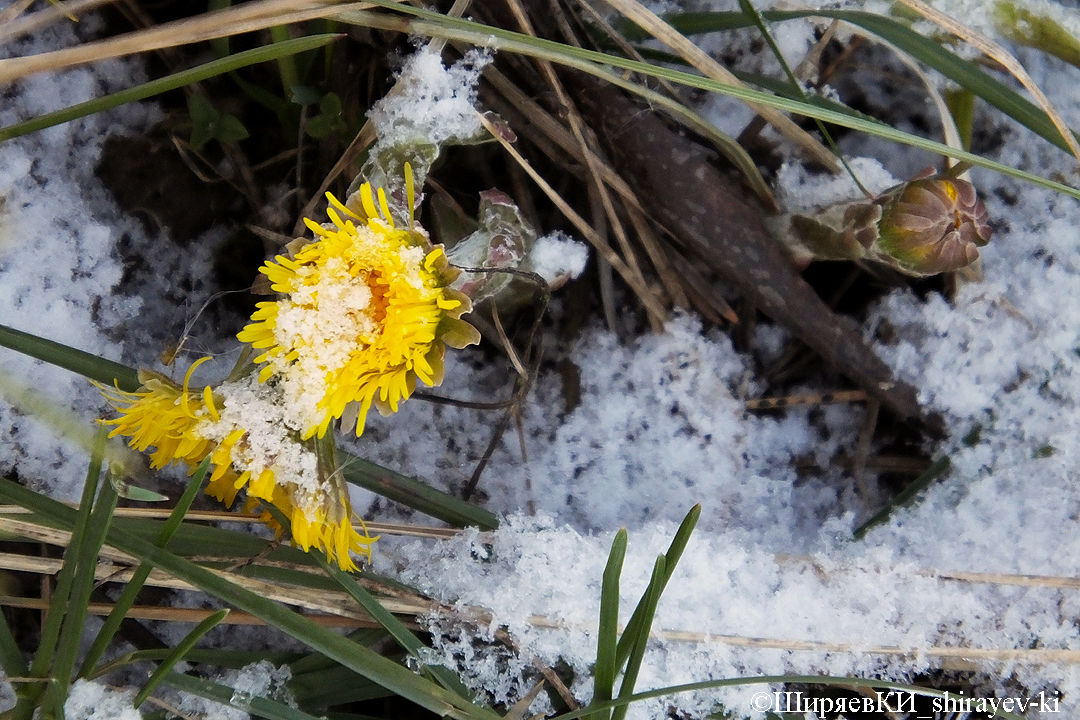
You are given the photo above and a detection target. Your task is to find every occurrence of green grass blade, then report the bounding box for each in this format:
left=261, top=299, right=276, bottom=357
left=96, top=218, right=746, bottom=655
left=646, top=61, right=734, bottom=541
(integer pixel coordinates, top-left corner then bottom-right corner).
left=654, top=9, right=1080, bottom=156
left=0, top=323, right=498, bottom=529
left=0, top=477, right=500, bottom=720
left=854, top=456, right=951, bottom=539
left=27, top=426, right=106, bottom=679
left=611, top=555, right=665, bottom=720
left=345, top=3, right=1080, bottom=199
left=50, top=465, right=120, bottom=708
left=553, top=674, right=1026, bottom=720
left=134, top=609, right=230, bottom=707
left=0, top=324, right=140, bottom=392
left=288, top=628, right=387, bottom=675
left=161, top=670, right=326, bottom=720
left=340, top=451, right=498, bottom=529
left=0, top=602, right=26, bottom=677
left=89, top=648, right=301, bottom=680
left=317, top=559, right=474, bottom=700
left=589, top=528, right=627, bottom=720
left=80, top=457, right=212, bottom=678
left=0, top=34, right=342, bottom=143
left=289, top=663, right=395, bottom=706
left=614, top=504, right=699, bottom=670
left=735, top=0, right=869, bottom=197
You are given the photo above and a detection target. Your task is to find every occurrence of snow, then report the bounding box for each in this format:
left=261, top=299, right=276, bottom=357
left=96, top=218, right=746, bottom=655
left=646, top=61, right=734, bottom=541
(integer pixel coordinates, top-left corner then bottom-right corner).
left=368, top=47, right=492, bottom=155
left=6, top=4, right=1080, bottom=720
left=64, top=679, right=141, bottom=720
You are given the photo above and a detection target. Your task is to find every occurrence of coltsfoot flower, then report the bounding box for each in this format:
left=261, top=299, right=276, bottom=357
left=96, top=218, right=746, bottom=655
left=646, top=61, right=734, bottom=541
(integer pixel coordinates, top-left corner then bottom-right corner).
left=100, top=362, right=376, bottom=570
left=98, top=357, right=218, bottom=470
left=783, top=170, right=992, bottom=277
left=238, top=179, right=480, bottom=439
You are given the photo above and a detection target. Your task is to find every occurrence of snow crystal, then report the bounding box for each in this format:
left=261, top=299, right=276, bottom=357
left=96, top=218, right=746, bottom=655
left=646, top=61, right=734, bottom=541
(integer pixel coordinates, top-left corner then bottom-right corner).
left=521, top=230, right=589, bottom=286
left=64, top=679, right=141, bottom=720
left=0, top=18, right=168, bottom=499
left=368, top=48, right=492, bottom=153
left=774, top=156, right=900, bottom=211
left=175, top=661, right=295, bottom=720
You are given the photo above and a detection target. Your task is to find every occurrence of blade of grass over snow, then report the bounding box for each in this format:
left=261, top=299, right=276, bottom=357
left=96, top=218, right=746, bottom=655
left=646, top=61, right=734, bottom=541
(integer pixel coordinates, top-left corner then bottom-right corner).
left=49, top=465, right=119, bottom=711
left=611, top=555, right=664, bottom=720
left=134, top=608, right=230, bottom=707
left=854, top=456, right=952, bottom=539
left=318, top=558, right=474, bottom=700
left=0, top=34, right=342, bottom=143
left=26, top=427, right=105, bottom=680
left=589, top=528, right=627, bottom=720
left=0, top=476, right=501, bottom=720
left=162, top=671, right=327, bottom=720
left=0, top=324, right=496, bottom=528
left=344, top=2, right=1080, bottom=199
left=80, top=457, right=212, bottom=678
left=634, top=9, right=1080, bottom=158
left=552, top=675, right=1027, bottom=720
left=340, top=451, right=498, bottom=530
left=736, top=0, right=870, bottom=197
left=0, top=324, right=139, bottom=392
left=614, top=505, right=699, bottom=671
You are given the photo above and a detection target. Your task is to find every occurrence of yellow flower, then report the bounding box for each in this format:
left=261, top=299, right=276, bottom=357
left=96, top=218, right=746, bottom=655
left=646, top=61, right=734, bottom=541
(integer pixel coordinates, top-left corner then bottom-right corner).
left=98, top=357, right=218, bottom=470
left=237, top=180, right=480, bottom=439
left=101, top=364, right=377, bottom=571
left=247, top=481, right=378, bottom=572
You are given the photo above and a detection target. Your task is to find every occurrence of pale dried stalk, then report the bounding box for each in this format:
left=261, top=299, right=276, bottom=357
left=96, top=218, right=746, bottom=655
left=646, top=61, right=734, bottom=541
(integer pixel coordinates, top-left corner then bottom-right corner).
left=477, top=111, right=668, bottom=320
left=0, top=0, right=375, bottom=85
left=894, top=0, right=1080, bottom=164
left=0, top=595, right=379, bottom=627
left=0, top=506, right=458, bottom=538
left=0, top=548, right=433, bottom=619
left=745, top=389, right=869, bottom=410
left=502, top=0, right=662, bottom=330
left=0, top=0, right=115, bottom=43
left=599, top=0, right=839, bottom=170
left=524, top=614, right=1080, bottom=663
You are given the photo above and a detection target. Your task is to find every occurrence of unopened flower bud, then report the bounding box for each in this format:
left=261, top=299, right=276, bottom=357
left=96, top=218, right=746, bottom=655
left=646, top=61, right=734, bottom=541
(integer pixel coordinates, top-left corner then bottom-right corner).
left=874, top=174, right=992, bottom=276
left=777, top=170, right=992, bottom=277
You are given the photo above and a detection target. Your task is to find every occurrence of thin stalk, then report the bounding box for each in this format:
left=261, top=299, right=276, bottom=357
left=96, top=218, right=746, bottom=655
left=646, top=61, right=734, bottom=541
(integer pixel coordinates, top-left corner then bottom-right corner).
left=0, top=34, right=341, bottom=143
left=48, top=467, right=119, bottom=708
left=588, top=529, right=627, bottom=720
left=79, top=457, right=212, bottom=677
left=134, top=609, right=230, bottom=707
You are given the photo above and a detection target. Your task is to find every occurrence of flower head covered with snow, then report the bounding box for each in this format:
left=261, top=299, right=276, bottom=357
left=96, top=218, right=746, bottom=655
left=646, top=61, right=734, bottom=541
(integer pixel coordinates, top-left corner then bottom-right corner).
left=97, top=356, right=219, bottom=471
left=237, top=164, right=480, bottom=439
left=99, top=360, right=377, bottom=571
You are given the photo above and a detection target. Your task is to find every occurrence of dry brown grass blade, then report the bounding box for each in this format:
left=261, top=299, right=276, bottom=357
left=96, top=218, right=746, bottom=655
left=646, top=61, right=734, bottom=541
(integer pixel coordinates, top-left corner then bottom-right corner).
left=745, top=389, right=868, bottom=410
left=624, top=203, right=689, bottom=311
left=0, top=542, right=434, bottom=619
left=521, top=614, right=1080, bottom=662
left=0, top=595, right=382, bottom=627
left=477, top=111, right=668, bottom=320
left=0, top=505, right=460, bottom=538
left=895, top=0, right=1080, bottom=165
left=0, top=0, right=373, bottom=85
left=0, top=0, right=115, bottom=43
left=502, top=0, right=662, bottom=330
left=598, top=0, right=839, bottom=171
left=294, top=0, right=471, bottom=235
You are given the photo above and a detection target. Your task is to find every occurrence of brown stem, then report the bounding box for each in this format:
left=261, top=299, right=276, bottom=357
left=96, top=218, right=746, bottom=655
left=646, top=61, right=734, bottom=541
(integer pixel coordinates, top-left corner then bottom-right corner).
left=569, top=75, right=941, bottom=435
